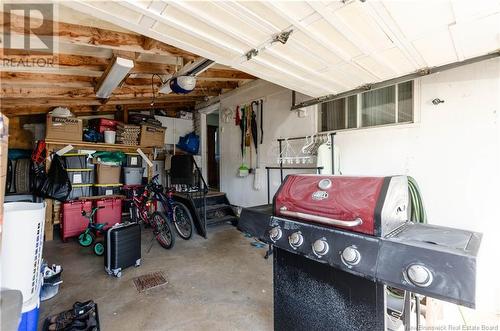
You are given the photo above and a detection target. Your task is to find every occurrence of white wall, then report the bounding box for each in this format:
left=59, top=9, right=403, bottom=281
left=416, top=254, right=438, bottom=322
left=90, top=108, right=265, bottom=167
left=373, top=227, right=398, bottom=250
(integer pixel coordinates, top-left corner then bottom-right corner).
left=218, top=80, right=317, bottom=207
left=219, top=58, right=500, bottom=311
left=333, top=57, right=500, bottom=311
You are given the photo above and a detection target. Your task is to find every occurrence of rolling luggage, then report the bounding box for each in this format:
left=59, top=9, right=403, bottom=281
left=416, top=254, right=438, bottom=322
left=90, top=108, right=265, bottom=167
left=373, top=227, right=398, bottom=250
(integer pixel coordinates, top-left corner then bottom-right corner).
left=105, top=222, right=141, bottom=278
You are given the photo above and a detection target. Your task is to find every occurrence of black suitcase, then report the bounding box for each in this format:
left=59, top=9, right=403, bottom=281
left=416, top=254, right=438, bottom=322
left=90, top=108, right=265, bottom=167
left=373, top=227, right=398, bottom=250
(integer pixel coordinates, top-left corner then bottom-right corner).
left=105, top=222, right=141, bottom=277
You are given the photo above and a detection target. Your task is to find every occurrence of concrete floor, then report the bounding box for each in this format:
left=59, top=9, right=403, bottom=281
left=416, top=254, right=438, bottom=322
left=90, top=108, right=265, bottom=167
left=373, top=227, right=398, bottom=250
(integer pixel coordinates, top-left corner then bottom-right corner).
left=40, top=225, right=273, bottom=330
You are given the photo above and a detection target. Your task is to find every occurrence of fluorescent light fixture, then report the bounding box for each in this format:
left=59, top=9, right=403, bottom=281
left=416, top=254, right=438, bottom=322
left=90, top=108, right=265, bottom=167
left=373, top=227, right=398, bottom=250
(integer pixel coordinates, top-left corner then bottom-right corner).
left=95, top=57, right=134, bottom=98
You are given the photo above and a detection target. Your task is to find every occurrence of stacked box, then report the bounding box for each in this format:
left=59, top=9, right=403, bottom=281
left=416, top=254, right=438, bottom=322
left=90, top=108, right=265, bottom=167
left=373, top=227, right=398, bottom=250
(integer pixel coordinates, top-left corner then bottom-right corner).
left=67, top=169, right=94, bottom=185
left=67, top=184, right=93, bottom=200
left=124, top=153, right=142, bottom=168
left=140, top=125, right=165, bottom=147
left=95, top=198, right=122, bottom=230
left=62, top=153, right=93, bottom=169
left=116, top=124, right=140, bottom=146
left=93, top=184, right=122, bottom=196
left=61, top=200, right=92, bottom=241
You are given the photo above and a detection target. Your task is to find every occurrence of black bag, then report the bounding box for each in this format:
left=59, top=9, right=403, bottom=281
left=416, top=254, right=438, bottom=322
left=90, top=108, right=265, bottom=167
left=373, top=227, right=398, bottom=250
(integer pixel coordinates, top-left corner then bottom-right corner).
left=39, top=154, right=72, bottom=201
left=105, top=222, right=141, bottom=278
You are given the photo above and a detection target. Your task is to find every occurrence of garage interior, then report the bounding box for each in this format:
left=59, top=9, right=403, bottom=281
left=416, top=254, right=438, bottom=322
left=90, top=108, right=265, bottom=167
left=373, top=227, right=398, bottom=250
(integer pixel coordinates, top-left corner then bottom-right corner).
left=1, top=1, right=499, bottom=331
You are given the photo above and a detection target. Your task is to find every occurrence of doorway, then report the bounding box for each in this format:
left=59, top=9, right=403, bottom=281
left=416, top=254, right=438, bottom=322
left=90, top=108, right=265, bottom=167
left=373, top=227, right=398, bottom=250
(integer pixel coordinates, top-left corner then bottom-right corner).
left=206, top=113, right=220, bottom=190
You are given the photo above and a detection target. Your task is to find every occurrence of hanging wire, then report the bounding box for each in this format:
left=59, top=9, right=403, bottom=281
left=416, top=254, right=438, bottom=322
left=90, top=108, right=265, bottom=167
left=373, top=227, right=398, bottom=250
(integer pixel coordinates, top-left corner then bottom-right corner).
left=150, top=73, right=165, bottom=108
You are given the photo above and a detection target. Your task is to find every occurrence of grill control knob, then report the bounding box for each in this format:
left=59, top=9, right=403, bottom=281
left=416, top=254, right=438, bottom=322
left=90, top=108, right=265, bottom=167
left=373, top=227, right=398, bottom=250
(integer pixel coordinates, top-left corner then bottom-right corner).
left=312, top=240, right=329, bottom=257
left=269, top=227, right=282, bottom=242
left=406, top=264, right=433, bottom=287
left=341, top=246, right=361, bottom=266
left=289, top=232, right=304, bottom=249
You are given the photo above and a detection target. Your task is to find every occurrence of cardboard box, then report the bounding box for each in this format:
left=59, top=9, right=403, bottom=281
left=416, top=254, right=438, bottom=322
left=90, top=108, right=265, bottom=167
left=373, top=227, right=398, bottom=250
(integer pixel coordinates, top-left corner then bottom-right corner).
left=46, top=114, right=83, bottom=141
left=140, top=125, right=165, bottom=147
left=96, top=164, right=121, bottom=184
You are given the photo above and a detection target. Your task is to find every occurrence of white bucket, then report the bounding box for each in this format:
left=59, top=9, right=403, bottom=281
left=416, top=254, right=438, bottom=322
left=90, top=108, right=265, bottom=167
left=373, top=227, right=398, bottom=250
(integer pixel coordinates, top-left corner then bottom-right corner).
left=104, top=130, right=116, bottom=144
left=1, top=202, right=46, bottom=304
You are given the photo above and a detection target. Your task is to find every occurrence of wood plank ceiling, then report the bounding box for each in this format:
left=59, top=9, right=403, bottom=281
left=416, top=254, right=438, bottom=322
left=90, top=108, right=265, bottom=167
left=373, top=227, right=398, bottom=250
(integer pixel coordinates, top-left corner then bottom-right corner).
left=0, top=9, right=256, bottom=116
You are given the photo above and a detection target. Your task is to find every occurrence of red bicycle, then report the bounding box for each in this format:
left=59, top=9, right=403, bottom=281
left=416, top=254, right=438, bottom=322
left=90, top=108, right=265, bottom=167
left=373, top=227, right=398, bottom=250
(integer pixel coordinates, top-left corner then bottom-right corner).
left=129, top=178, right=175, bottom=249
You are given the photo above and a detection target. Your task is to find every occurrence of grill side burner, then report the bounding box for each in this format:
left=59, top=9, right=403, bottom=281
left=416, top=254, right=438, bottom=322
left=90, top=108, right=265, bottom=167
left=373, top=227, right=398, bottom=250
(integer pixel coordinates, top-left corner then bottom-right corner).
left=274, top=175, right=409, bottom=236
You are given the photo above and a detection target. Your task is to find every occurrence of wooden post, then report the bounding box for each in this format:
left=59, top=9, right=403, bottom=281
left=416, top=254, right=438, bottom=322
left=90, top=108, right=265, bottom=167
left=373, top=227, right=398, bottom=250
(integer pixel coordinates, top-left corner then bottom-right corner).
left=44, top=199, right=54, bottom=241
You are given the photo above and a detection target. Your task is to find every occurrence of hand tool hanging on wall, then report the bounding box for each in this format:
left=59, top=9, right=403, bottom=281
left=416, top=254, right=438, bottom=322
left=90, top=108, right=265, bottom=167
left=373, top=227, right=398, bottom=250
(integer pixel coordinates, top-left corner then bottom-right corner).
left=235, top=106, right=241, bottom=126
left=260, top=99, right=264, bottom=144
left=251, top=101, right=258, bottom=150
left=239, top=105, right=245, bottom=157
left=252, top=101, right=263, bottom=190
left=238, top=106, right=249, bottom=177
left=245, top=105, right=252, bottom=148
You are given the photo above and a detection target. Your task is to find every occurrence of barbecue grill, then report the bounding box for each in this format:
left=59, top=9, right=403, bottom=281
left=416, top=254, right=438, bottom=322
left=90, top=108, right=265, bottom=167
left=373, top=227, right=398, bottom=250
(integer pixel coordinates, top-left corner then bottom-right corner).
left=239, top=174, right=481, bottom=330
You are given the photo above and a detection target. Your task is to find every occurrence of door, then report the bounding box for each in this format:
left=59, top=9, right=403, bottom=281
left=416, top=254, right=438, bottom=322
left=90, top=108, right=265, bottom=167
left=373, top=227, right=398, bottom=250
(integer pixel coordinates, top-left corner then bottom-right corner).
left=207, top=125, right=219, bottom=189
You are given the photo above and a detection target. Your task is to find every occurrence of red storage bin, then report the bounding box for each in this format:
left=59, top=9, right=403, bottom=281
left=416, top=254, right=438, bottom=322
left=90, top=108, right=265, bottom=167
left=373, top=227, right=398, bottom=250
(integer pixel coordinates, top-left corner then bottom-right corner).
left=97, top=125, right=116, bottom=134
left=61, top=200, right=92, bottom=242
left=95, top=198, right=123, bottom=230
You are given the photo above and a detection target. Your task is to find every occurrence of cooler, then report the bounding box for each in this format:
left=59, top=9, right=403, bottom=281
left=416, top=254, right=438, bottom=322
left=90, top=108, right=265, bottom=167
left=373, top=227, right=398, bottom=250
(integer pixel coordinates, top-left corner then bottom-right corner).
left=95, top=198, right=123, bottom=230
left=61, top=200, right=92, bottom=242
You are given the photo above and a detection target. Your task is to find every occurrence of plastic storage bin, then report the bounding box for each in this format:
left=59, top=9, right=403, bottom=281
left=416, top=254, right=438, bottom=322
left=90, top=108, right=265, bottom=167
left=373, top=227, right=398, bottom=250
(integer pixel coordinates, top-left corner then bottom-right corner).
left=125, top=153, right=142, bottom=167
left=66, top=169, right=94, bottom=185
left=67, top=184, right=92, bottom=200
left=95, top=198, right=123, bottom=230
left=123, top=167, right=144, bottom=185
left=61, top=200, right=92, bottom=242
left=1, top=202, right=45, bottom=305
left=93, top=184, right=122, bottom=196
left=62, top=153, right=93, bottom=169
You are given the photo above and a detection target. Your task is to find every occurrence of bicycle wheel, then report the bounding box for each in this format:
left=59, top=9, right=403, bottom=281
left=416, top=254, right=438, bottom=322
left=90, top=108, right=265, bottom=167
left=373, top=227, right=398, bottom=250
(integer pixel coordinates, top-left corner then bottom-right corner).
left=172, top=201, right=194, bottom=240
left=150, top=211, right=175, bottom=249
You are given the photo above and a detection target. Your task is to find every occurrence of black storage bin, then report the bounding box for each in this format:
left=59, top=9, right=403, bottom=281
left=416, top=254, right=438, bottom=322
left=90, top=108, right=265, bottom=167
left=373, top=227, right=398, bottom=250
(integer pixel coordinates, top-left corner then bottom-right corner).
left=124, top=153, right=142, bottom=168
left=105, top=222, right=141, bottom=277
left=66, top=169, right=94, bottom=185
left=93, top=184, right=122, bottom=196
left=67, top=184, right=92, bottom=200
left=62, top=153, right=93, bottom=169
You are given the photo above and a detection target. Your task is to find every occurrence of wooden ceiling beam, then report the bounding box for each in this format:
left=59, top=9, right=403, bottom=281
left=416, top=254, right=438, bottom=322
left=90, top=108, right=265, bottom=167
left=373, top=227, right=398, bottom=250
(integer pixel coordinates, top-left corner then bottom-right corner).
left=1, top=85, right=219, bottom=99
left=1, top=72, right=240, bottom=91
left=1, top=12, right=196, bottom=59
left=1, top=96, right=205, bottom=108
left=1, top=101, right=196, bottom=116
left=1, top=50, right=253, bottom=80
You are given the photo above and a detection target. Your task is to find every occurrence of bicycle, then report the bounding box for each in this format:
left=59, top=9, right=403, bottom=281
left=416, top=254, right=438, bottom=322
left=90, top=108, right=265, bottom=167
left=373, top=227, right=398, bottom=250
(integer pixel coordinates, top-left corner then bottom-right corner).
left=129, top=178, right=175, bottom=249
left=148, top=175, right=195, bottom=241
left=129, top=175, right=194, bottom=249
left=78, top=206, right=107, bottom=256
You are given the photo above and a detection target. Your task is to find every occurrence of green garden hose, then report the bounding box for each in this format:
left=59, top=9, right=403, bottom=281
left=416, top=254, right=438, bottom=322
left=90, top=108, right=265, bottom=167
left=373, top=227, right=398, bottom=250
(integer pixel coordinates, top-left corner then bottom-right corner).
left=408, top=176, right=427, bottom=224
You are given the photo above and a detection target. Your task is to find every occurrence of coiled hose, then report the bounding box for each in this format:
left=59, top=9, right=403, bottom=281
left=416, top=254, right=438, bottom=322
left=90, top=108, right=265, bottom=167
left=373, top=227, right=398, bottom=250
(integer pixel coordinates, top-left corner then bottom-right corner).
left=408, top=176, right=427, bottom=224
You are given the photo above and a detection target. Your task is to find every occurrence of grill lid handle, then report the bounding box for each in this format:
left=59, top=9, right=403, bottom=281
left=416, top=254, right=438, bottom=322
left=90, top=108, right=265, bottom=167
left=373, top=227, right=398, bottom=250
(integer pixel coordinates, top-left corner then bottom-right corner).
left=279, top=207, right=363, bottom=228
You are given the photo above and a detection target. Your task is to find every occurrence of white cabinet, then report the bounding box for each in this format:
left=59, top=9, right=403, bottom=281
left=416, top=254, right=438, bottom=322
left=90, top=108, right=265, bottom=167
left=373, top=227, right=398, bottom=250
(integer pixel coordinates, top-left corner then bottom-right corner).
left=155, top=116, right=193, bottom=145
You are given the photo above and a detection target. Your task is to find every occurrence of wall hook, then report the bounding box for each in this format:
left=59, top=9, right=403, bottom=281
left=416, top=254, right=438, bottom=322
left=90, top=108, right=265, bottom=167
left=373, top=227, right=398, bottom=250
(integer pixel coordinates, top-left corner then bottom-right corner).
left=432, top=98, right=445, bottom=105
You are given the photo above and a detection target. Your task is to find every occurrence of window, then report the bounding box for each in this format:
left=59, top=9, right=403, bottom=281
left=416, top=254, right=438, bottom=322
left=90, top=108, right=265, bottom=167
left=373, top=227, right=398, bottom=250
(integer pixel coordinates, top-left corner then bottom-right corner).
left=321, top=95, right=357, bottom=131
left=319, top=81, right=414, bottom=132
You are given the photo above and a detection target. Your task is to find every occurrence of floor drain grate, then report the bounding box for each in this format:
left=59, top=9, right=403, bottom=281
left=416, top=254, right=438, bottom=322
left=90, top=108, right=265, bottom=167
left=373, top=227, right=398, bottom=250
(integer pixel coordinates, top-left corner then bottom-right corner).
left=133, top=271, right=167, bottom=292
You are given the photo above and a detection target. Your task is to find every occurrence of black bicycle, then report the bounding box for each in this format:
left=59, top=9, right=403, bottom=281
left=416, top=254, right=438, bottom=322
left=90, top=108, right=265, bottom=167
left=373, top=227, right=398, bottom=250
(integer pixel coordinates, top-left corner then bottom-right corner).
left=130, top=175, right=194, bottom=249
left=148, top=175, right=194, bottom=242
